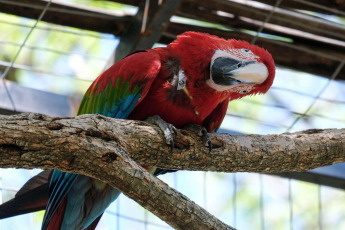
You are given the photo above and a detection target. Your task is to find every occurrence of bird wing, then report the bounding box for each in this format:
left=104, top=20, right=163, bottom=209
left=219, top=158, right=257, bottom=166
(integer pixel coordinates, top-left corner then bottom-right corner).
left=78, top=49, right=161, bottom=117
left=42, top=50, right=162, bottom=230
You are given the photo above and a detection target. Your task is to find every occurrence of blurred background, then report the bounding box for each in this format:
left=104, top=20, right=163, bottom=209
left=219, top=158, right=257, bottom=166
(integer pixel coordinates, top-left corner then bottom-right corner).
left=0, top=0, right=345, bottom=229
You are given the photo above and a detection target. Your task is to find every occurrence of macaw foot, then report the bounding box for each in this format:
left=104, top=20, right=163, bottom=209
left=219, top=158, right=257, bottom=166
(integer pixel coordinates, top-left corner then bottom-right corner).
left=145, top=115, right=177, bottom=152
left=183, top=124, right=212, bottom=153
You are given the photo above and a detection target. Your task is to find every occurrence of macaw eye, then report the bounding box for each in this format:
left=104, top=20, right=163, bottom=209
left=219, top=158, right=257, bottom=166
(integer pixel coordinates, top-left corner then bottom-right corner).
left=239, top=90, right=249, bottom=94
left=241, top=49, right=251, bottom=53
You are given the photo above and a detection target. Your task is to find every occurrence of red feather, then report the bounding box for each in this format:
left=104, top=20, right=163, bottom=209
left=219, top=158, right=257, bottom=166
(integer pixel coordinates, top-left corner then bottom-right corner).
left=46, top=198, right=67, bottom=230
left=130, top=31, right=275, bottom=131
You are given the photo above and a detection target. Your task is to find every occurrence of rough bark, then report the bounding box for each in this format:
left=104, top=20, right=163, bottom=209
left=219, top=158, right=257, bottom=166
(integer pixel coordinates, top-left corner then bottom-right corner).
left=1, top=113, right=344, bottom=173
left=1, top=113, right=345, bottom=229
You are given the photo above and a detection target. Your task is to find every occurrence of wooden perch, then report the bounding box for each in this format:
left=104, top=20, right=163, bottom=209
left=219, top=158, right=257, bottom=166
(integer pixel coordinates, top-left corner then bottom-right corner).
left=1, top=113, right=344, bottom=173
left=0, top=113, right=234, bottom=230
left=0, top=113, right=344, bottom=229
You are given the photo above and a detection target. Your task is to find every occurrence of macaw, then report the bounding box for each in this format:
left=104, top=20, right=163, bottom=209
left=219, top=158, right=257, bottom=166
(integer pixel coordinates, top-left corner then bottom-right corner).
left=0, top=31, right=275, bottom=229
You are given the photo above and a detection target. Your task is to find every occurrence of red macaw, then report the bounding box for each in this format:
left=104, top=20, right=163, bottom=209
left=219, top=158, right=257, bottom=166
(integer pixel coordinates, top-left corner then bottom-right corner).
left=0, top=31, right=275, bottom=229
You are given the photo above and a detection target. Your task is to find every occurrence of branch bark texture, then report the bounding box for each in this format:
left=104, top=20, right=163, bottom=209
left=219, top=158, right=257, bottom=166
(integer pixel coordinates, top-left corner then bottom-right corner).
left=1, top=113, right=344, bottom=173
left=0, top=113, right=344, bottom=229
left=0, top=113, right=234, bottom=230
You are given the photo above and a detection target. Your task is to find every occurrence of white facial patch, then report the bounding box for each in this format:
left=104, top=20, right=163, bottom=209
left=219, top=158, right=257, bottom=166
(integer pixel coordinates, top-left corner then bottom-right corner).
left=232, top=84, right=254, bottom=94
left=206, top=79, right=254, bottom=93
left=211, top=49, right=259, bottom=65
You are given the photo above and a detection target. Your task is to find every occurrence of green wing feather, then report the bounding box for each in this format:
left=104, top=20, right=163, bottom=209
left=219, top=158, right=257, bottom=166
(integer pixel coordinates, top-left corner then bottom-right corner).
left=78, top=50, right=161, bottom=119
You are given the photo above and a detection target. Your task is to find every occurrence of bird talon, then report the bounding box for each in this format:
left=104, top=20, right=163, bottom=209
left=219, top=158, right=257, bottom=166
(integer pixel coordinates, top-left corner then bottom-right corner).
left=184, top=124, right=212, bottom=152
left=145, top=115, right=177, bottom=152
left=169, top=139, right=174, bottom=153
left=170, top=125, right=178, bottom=136
left=201, top=128, right=208, bottom=136
left=207, top=140, right=213, bottom=153
left=203, top=133, right=212, bottom=153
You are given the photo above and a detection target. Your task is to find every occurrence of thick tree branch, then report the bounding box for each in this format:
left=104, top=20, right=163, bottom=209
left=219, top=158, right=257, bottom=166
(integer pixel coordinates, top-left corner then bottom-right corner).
left=1, top=113, right=343, bottom=173
left=0, top=113, right=344, bottom=229
left=0, top=113, right=233, bottom=230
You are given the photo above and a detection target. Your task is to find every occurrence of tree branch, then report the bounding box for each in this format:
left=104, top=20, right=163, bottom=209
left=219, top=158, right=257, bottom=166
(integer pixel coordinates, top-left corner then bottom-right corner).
left=2, top=112, right=342, bottom=173
left=1, top=113, right=344, bottom=229
left=0, top=113, right=235, bottom=230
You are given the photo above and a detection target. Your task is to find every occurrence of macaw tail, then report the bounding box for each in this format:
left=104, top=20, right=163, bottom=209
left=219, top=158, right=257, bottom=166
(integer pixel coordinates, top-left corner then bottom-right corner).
left=46, top=198, right=67, bottom=230
left=85, top=214, right=103, bottom=230
left=42, top=173, right=121, bottom=230
left=45, top=198, right=103, bottom=230
left=0, top=170, right=52, bottom=219
left=0, top=168, right=175, bottom=228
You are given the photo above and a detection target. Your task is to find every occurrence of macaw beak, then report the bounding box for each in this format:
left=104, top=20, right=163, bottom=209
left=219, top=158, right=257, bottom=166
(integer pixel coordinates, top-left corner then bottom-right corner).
left=211, top=57, right=268, bottom=86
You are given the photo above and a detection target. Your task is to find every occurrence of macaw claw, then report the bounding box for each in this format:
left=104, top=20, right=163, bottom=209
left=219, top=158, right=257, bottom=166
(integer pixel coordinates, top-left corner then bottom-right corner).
left=184, top=124, right=212, bottom=153
left=201, top=128, right=213, bottom=153
left=145, top=115, right=177, bottom=153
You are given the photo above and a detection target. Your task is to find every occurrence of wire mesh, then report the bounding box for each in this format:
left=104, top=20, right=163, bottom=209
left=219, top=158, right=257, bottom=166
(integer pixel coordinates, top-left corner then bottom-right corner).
left=0, top=0, right=345, bottom=230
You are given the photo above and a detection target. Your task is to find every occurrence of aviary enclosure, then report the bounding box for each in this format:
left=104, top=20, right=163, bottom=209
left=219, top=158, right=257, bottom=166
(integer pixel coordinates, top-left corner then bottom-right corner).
left=0, top=0, right=345, bottom=229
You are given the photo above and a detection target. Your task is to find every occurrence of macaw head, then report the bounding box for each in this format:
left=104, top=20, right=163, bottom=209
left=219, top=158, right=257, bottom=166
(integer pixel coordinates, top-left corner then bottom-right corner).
left=166, top=31, right=275, bottom=100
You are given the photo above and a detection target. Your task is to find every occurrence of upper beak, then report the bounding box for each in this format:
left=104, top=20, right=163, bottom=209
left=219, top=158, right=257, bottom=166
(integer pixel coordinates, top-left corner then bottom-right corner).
left=211, top=57, right=267, bottom=86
